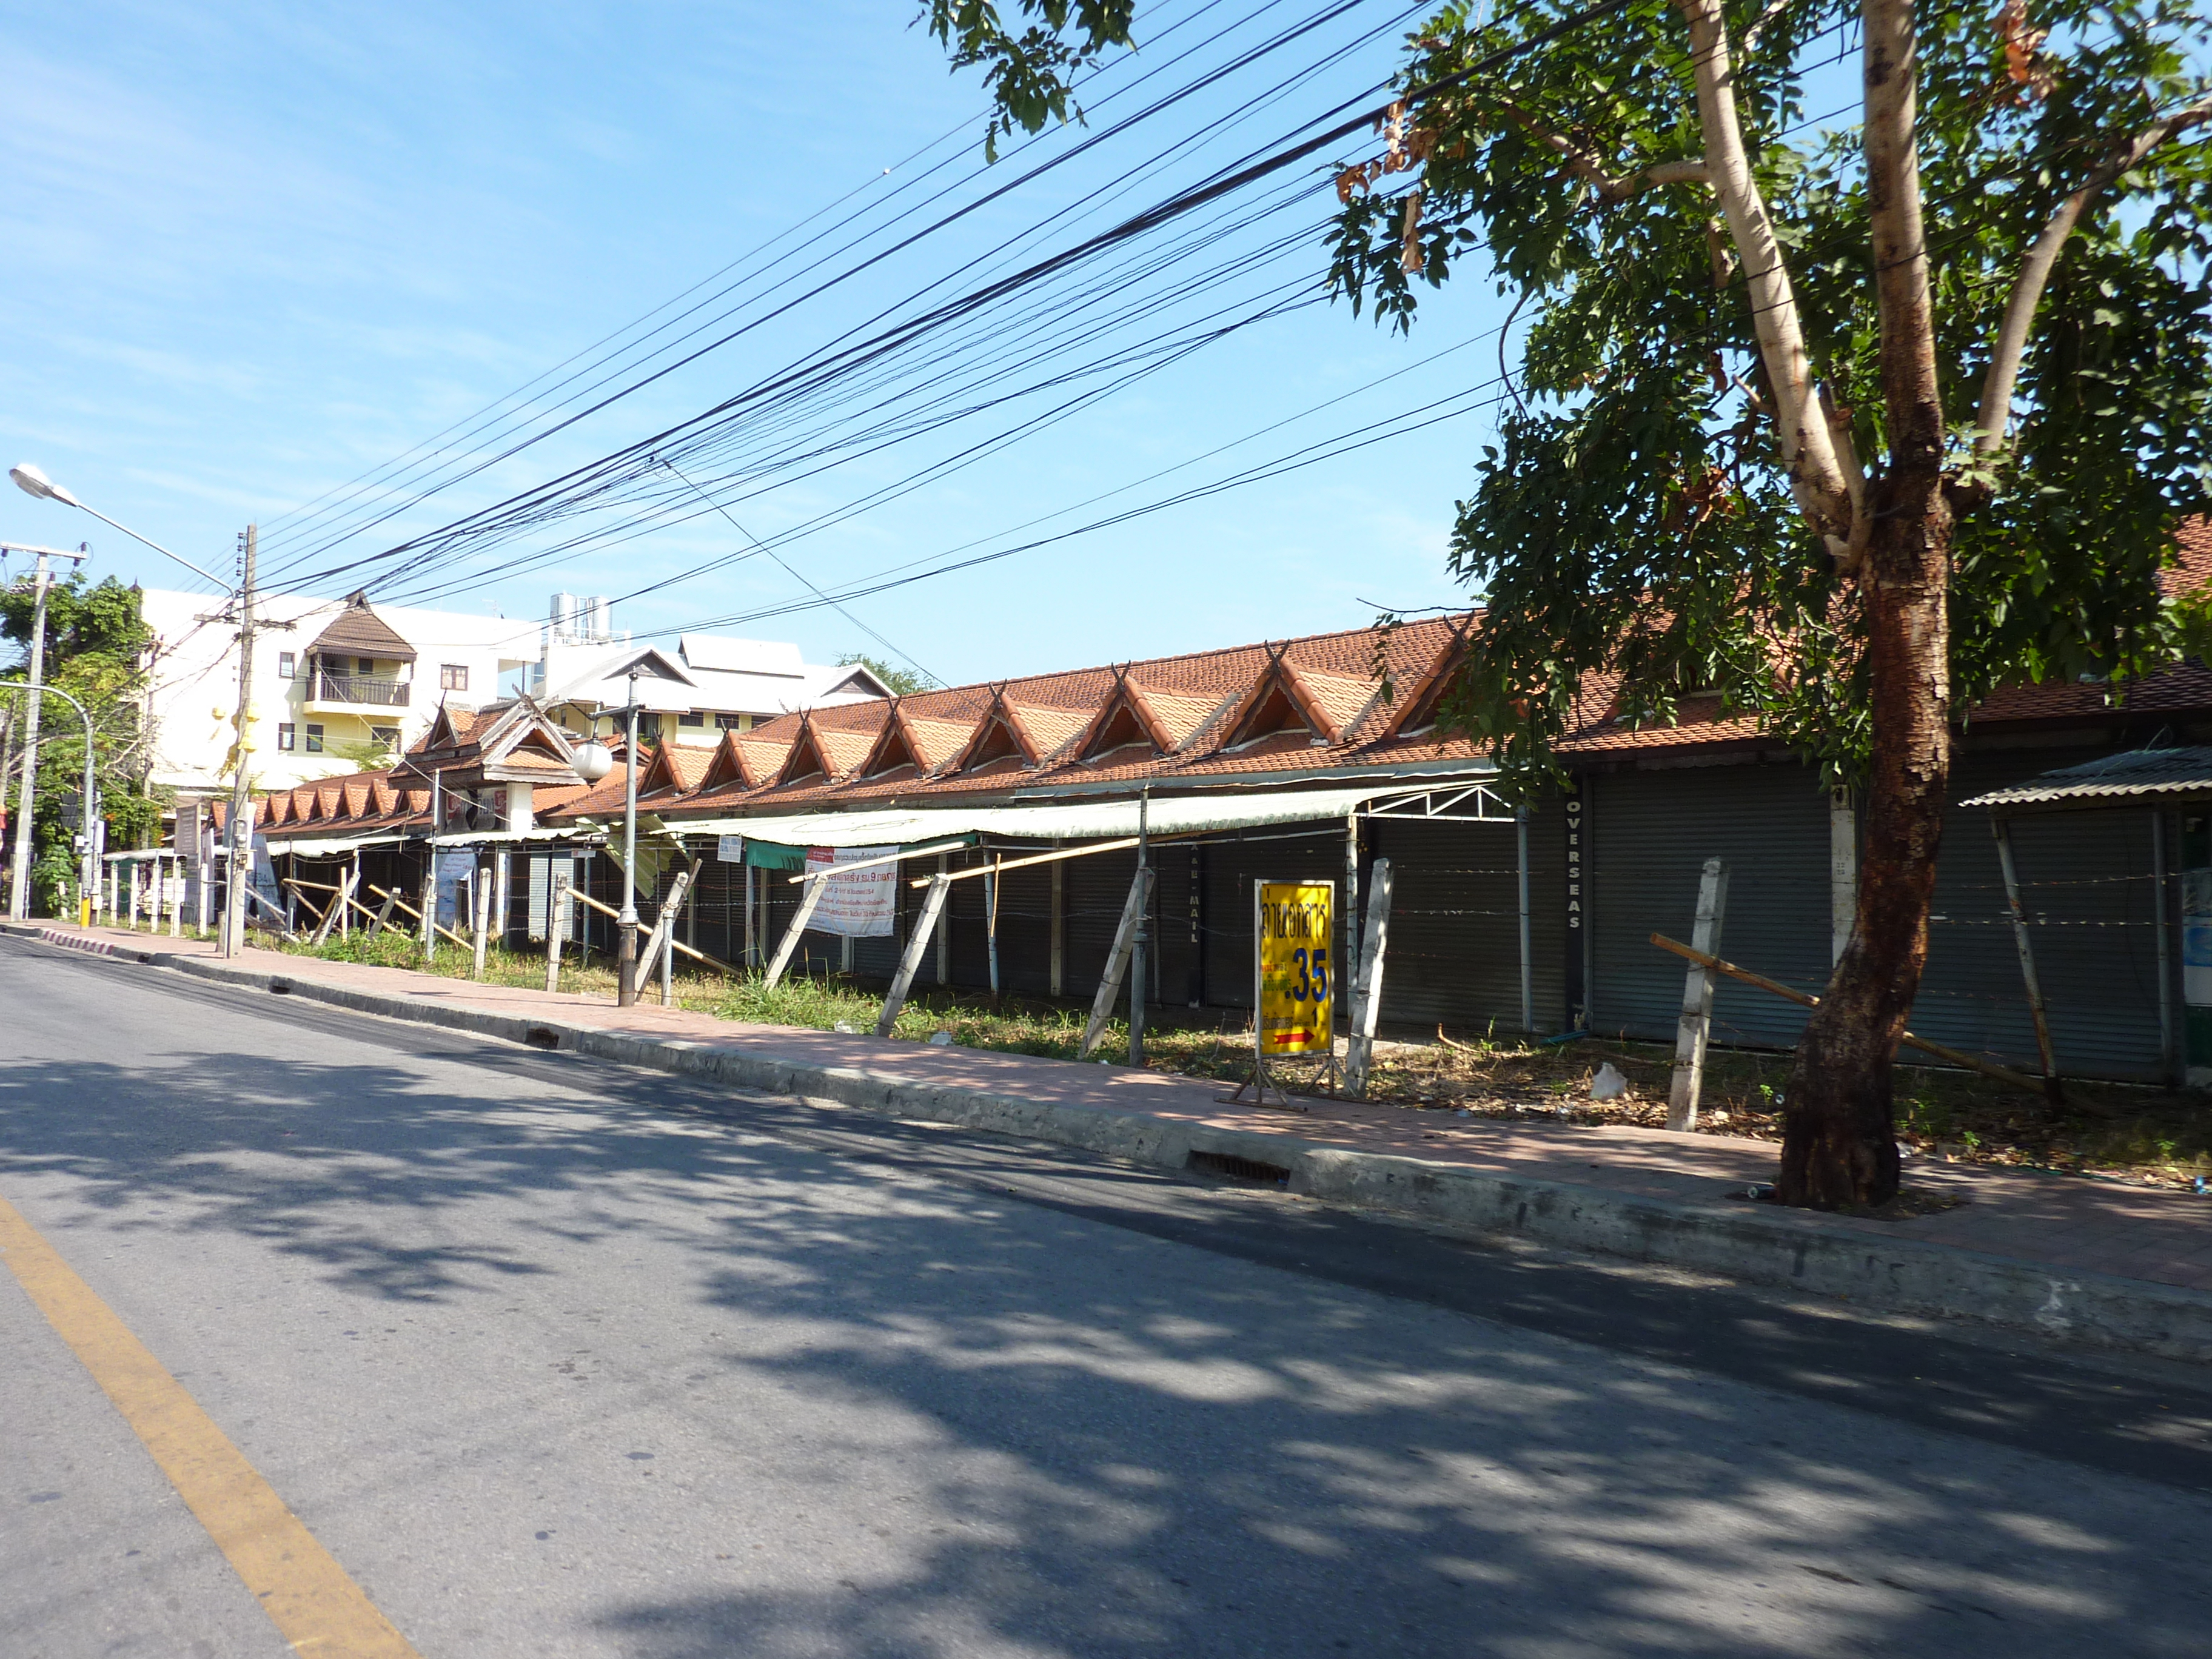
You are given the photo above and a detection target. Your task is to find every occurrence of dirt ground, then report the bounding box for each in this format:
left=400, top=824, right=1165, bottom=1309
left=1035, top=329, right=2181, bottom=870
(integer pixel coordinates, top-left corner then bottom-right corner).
left=250, top=925, right=2212, bottom=1195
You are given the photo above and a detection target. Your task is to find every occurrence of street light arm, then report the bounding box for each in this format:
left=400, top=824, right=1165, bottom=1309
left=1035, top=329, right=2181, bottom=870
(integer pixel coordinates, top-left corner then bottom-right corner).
left=65, top=502, right=236, bottom=594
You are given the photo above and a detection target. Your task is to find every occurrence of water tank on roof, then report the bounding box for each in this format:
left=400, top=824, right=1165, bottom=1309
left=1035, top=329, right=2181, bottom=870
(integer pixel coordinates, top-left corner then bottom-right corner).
left=588, top=595, right=612, bottom=640
left=551, top=592, right=580, bottom=640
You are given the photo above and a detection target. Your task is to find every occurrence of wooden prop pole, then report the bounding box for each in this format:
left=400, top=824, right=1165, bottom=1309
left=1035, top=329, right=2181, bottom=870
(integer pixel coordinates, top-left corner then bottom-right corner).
left=876, top=874, right=952, bottom=1037
left=633, top=856, right=702, bottom=986
left=762, top=877, right=827, bottom=989
left=1991, top=818, right=2064, bottom=1101
left=1079, top=868, right=1154, bottom=1058
left=1649, top=932, right=2048, bottom=1094
left=1667, top=858, right=1731, bottom=1131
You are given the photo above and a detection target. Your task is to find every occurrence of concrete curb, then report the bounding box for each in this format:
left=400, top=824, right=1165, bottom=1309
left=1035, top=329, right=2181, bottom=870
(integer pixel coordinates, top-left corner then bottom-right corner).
left=15, top=921, right=2212, bottom=1363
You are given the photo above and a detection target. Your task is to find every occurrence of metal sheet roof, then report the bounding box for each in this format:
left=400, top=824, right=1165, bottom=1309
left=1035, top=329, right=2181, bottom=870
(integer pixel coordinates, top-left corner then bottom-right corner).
left=674, top=778, right=1506, bottom=848
left=1960, top=745, right=2212, bottom=811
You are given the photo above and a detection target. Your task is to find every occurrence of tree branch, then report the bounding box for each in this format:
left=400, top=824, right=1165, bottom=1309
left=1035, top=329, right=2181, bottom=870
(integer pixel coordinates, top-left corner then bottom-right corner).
left=1974, top=96, right=2212, bottom=454
left=1675, top=0, right=1855, bottom=548
left=1496, top=101, right=1711, bottom=203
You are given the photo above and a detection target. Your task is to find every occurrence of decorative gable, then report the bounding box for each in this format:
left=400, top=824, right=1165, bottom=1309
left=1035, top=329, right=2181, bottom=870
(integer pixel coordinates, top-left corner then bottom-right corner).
left=698, top=728, right=762, bottom=794
left=1384, top=618, right=1475, bottom=737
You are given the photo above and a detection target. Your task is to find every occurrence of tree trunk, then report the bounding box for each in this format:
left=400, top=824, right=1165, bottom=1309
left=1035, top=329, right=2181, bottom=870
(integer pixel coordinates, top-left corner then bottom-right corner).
left=1778, top=483, right=1951, bottom=1207
left=1777, top=0, right=1950, bottom=1208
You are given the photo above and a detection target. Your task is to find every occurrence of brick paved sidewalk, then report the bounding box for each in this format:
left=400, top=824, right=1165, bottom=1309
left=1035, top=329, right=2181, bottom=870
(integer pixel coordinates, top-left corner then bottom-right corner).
left=27, top=921, right=2212, bottom=1298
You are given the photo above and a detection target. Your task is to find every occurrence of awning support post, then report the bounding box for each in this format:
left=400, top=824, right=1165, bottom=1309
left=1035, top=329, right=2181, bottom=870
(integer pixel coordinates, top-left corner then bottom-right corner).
left=1343, top=812, right=1361, bottom=996
left=985, top=856, right=1002, bottom=1007
left=1992, top=816, right=2064, bottom=1102
left=763, top=874, right=827, bottom=990
left=2154, top=809, right=2177, bottom=1084
left=1081, top=867, right=1154, bottom=1058
left=878, top=873, right=953, bottom=1037
left=1050, top=841, right=1065, bottom=997
left=1344, top=857, right=1394, bottom=1098
left=1516, top=808, right=1533, bottom=1034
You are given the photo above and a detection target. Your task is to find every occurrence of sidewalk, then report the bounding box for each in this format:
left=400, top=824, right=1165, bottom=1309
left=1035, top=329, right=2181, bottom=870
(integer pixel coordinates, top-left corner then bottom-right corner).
left=14, top=919, right=2212, bottom=1360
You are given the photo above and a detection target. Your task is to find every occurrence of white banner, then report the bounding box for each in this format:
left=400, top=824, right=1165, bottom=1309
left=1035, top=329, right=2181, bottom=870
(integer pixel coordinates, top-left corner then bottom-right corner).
left=805, top=844, right=899, bottom=937
left=717, top=835, right=745, bottom=863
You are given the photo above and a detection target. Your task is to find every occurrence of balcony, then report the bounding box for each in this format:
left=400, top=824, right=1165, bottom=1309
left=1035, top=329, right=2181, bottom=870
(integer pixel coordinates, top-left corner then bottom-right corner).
left=308, top=672, right=411, bottom=709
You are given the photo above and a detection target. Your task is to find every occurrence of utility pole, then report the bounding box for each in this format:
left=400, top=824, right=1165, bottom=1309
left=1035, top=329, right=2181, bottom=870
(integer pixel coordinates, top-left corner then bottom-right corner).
left=221, top=525, right=257, bottom=958
left=617, top=666, right=642, bottom=1007
left=5, top=541, right=90, bottom=920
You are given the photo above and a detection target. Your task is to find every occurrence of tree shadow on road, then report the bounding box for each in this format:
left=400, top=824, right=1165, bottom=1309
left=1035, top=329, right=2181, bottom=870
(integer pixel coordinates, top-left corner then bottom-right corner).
left=1, top=1039, right=2205, bottom=1659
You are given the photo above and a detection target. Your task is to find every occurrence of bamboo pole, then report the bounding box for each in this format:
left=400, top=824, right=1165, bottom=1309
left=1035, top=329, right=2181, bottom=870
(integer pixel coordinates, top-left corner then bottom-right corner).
left=1649, top=932, right=2048, bottom=1094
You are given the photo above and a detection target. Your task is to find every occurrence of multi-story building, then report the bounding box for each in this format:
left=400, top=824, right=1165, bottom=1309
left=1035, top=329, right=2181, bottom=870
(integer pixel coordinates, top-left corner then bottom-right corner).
left=531, top=591, right=888, bottom=748
left=139, top=587, right=888, bottom=793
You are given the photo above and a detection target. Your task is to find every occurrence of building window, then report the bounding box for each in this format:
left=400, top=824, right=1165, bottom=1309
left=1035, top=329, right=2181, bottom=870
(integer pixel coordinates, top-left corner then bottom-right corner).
left=359, top=656, right=377, bottom=676
left=638, top=712, right=662, bottom=741
left=440, top=663, right=468, bottom=691
left=716, top=712, right=749, bottom=732
left=278, top=723, right=296, bottom=752
left=370, top=726, right=400, bottom=749
left=305, top=724, right=324, bottom=754
left=677, top=710, right=705, bottom=728
left=277, top=651, right=296, bottom=679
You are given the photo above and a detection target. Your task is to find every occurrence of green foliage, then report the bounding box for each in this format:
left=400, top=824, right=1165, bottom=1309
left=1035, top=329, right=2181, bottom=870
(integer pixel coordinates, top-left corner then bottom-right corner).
left=1, top=574, right=157, bottom=909
left=1319, top=0, right=2212, bottom=788
left=923, top=0, right=1137, bottom=159
left=837, top=651, right=936, bottom=697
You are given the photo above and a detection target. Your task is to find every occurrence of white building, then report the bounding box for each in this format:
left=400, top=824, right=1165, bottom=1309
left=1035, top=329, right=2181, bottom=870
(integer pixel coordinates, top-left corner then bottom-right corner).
left=139, top=587, right=886, bottom=793
left=139, top=588, right=538, bottom=793
left=529, top=591, right=888, bottom=747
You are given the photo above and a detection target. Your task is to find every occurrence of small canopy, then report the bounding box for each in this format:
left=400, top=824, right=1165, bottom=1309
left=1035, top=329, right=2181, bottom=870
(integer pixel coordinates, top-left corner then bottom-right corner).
left=1960, top=745, right=2212, bottom=813
left=673, top=775, right=1501, bottom=850
left=307, top=592, right=418, bottom=663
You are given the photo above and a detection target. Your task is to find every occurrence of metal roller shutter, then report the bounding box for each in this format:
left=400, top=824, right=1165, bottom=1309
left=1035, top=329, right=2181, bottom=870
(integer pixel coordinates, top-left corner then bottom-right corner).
left=1365, top=805, right=1566, bottom=1036
left=1587, top=763, right=1832, bottom=1050
left=1918, top=748, right=2165, bottom=1082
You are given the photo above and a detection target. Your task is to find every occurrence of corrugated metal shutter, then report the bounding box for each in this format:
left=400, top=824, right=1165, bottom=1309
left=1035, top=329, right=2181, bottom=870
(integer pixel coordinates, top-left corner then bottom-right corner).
left=1063, top=844, right=1141, bottom=1000
left=1587, top=763, right=1832, bottom=1050
left=1917, top=748, right=2165, bottom=1081
left=1197, top=829, right=1342, bottom=1012
left=1365, top=805, right=1565, bottom=1037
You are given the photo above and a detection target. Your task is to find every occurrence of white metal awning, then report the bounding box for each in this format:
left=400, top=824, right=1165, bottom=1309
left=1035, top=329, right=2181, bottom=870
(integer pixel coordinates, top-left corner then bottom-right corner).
left=674, top=778, right=1509, bottom=848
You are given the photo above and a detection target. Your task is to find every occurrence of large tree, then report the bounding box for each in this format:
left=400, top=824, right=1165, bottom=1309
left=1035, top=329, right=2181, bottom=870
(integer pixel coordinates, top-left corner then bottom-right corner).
left=935, top=0, right=2212, bottom=1206
left=2, top=573, right=159, bottom=908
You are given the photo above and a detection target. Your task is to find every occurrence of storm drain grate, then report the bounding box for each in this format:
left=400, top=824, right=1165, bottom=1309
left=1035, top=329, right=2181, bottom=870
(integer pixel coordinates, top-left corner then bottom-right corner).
left=1187, top=1149, right=1293, bottom=1187
left=525, top=1027, right=562, bottom=1051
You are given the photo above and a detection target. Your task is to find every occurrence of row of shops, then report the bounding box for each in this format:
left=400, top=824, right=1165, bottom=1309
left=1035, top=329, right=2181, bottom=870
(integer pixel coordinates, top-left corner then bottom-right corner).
left=178, top=613, right=2212, bottom=1088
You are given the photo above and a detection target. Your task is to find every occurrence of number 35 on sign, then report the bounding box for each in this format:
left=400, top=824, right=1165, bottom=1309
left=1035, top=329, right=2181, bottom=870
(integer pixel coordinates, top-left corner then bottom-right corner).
left=1255, top=880, right=1334, bottom=1056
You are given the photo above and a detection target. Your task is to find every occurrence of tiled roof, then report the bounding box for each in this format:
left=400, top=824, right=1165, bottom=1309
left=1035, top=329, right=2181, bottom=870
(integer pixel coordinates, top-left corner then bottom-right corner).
left=252, top=529, right=2212, bottom=839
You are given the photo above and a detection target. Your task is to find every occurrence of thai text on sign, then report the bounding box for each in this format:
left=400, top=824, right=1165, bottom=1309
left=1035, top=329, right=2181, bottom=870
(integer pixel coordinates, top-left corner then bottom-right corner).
left=805, top=845, right=899, bottom=937
left=1255, top=880, right=1334, bottom=1054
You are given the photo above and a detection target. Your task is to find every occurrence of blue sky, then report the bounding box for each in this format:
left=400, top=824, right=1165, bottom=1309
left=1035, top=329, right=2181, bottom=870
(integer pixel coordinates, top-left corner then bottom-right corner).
left=0, top=1, right=1512, bottom=688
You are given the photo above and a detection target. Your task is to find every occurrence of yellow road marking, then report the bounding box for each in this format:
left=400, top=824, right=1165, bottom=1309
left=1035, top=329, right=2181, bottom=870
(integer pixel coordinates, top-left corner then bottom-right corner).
left=0, top=1195, right=421, bottom=1658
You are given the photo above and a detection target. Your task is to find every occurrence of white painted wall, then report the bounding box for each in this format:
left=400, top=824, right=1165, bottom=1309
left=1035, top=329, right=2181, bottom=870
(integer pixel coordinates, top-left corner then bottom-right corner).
left=139, top=590, right=541, bottom=791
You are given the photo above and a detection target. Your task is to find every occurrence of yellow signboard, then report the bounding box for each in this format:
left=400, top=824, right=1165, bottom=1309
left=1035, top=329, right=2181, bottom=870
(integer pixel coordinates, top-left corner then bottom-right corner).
left=1255, top=880, right=1335, bottom=1056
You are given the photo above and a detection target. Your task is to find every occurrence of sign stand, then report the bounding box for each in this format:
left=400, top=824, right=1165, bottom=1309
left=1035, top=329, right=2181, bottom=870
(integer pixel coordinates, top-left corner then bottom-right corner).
left=1218, top=877, right=1334, bottom=1111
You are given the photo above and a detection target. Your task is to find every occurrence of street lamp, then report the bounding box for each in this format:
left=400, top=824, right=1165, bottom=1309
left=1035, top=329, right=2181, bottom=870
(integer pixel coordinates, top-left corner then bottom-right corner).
left=13, top=462, right=257, bottom=956
left=10, top=463, right=235, bottom=591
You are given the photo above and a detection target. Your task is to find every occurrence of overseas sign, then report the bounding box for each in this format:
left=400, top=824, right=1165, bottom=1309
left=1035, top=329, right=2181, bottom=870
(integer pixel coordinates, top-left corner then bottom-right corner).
left=1254, top=880, right=1334, bottom=1055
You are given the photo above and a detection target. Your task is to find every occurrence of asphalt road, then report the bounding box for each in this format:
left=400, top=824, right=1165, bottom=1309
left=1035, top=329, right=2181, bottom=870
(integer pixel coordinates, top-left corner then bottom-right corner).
left=4, top=934, right=2212, bottom=1658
